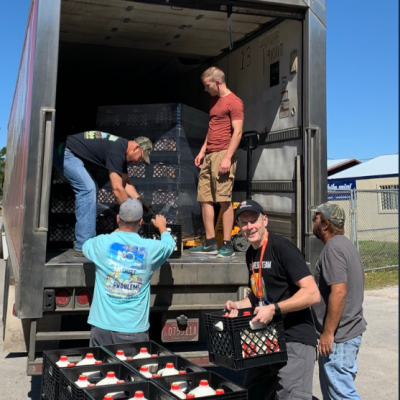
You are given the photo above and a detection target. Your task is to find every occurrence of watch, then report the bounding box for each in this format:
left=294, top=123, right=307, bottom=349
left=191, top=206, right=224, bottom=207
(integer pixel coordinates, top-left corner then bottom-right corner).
left=273, top=303, right=281, bottom=316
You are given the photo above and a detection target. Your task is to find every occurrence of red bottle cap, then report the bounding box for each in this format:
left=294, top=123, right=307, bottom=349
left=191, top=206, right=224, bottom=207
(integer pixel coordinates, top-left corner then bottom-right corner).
left=59, top=355, right=68, bottom=362
left=116, top=350, right=125, bottom=356
left=140, top=366, right=149, bottom=372
left=199, top=380, right=209, bottom=386
left=140, top=348, right=148, bottom=353
left=104, top=396, right=113, bottom=400
left=106, top=371, right=116, bottom=378
left=67, top=363, right=75, bottom=367
left=243, top=311, right=251, bottom=316
left=179, top=370, right=187, bottom=375
left=166, top=363, right=174, bottom=368
left=117, top=380, right=125, bottom=384
left=134, top=391, right=144, bottom=398
left=95, top=360, right=103, bottom=365
left=151, top=354, right=158, bottom=358
left=216, top=389, right=225, bottom=394
left=78, top=375, right=87, bottom=381
left=171, top=383, right=181, bottom=390
left=85, top=353, right=94, bottom=359
left=186, top=395, right=195, bottom=399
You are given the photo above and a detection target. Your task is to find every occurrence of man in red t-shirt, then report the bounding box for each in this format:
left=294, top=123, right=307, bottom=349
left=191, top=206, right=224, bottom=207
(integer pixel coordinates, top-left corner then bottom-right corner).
left=190, top=67, right=244, bottom=257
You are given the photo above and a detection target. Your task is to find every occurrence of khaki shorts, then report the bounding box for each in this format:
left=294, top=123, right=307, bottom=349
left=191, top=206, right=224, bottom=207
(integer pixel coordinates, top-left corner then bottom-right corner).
left=197, top=150, right=237, bottom=203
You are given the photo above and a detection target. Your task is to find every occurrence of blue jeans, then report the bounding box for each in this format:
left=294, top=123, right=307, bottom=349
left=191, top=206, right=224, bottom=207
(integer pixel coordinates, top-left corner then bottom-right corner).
left=53, top=145, right=97, bottom=251
left=319, top=335, right=363, bottom=400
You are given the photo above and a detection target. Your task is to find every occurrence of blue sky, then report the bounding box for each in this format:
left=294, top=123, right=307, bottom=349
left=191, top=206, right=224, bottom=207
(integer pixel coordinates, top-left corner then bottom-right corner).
left=0, top=1, right=398, bottom=161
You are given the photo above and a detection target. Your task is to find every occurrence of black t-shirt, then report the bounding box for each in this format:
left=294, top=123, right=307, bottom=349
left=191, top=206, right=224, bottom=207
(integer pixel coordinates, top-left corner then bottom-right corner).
left=66, top=131, right=128, bottom=176
left=246, top=232, right=317, bottom=347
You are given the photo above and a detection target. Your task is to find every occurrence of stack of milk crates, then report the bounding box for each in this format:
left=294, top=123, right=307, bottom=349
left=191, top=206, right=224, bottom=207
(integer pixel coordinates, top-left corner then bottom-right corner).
left=40, top=339, right=248, bottom=399
left=205, top=308, right=288, bottom=371
left=47, top=103, right=208, bottom=256
left=95, top=103, right=210, bottom=250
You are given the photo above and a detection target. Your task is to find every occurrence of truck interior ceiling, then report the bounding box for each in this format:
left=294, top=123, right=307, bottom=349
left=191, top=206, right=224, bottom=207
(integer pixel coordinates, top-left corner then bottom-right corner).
left=55, top=0, right=281, bottom=138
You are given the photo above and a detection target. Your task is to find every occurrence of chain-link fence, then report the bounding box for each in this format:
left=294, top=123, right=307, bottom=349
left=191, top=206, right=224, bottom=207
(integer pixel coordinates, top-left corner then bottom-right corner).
left=328, top=189, right=399, bottom=271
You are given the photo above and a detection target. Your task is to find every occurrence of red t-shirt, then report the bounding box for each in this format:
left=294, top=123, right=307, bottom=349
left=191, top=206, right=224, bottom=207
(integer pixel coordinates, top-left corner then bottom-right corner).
left=206, top=92, right=244, bottom=153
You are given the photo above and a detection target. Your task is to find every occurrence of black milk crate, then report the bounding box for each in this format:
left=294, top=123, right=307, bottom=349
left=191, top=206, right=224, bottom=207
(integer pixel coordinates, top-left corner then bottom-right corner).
left=123, top=354, right=205, bottom=379
left=141, top=223, right=182, bottom=258
left=58, top=363, right=143, bottom=400
left=205, top=308, right=287, bottom=371
left=154, top=371, right=248, bottom=400
left=83, top=381, right=175, bottom=400
left=40, top=347, right=117, bottom=400
left=101, top=340, right=174, bottom=361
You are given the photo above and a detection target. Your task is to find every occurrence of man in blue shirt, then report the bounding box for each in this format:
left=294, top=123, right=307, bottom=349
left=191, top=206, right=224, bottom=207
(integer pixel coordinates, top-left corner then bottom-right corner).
left=83, top=198, right=175, bottom=346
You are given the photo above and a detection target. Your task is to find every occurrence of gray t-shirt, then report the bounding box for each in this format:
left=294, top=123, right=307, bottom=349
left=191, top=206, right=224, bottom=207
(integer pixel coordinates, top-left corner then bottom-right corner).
left=312, top=235, right=367, bottom=342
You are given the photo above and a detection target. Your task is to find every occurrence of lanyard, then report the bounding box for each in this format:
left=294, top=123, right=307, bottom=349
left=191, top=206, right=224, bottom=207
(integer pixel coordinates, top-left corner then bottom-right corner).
left=251, top=232, right=269, bottom=305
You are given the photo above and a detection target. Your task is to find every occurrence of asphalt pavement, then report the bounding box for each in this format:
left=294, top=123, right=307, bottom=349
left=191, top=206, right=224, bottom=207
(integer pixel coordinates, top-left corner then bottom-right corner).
left=0, top=256, right=398, bottom=399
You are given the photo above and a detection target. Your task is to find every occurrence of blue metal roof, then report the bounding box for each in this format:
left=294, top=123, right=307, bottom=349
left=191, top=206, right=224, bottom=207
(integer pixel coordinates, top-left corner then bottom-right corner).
left=329, top=154, right=398, bottom=179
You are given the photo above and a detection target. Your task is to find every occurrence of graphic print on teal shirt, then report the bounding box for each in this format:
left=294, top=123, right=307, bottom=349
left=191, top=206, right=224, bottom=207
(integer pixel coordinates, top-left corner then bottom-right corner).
left=105, top=242, right=147, bottom=303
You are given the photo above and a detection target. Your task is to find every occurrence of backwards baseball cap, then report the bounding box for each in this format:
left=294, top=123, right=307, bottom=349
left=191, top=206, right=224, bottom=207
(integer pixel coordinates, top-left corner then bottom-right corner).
left=119, top=198, right=143, bottom=222
left=309, top=202, right=345, bottom=226
left=135, top=136, right=153, bottom=165
left=235, top=199, right=265, bottom=220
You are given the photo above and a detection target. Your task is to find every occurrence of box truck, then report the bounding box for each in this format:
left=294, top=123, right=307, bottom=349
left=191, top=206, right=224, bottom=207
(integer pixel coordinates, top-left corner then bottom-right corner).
left=2, top=0, right=326, bottom=374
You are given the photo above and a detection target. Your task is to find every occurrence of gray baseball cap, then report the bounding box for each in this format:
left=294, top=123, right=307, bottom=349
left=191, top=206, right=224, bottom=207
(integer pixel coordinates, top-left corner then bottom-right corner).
left=119, top=198, right=143, bottom=222
left=309, top=202, right=345, bottom=225
left=135, top=136, right=153, bottom=164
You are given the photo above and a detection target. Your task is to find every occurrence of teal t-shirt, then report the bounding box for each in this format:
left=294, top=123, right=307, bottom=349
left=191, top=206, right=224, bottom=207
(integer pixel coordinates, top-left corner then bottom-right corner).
left=83, top=230, right=175, bottom=333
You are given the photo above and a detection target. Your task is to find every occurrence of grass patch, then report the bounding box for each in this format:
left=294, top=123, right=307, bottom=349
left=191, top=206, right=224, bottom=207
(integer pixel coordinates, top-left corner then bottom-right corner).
left=364, top=267, right=399, bottom=290
left=358, top=240, right=398, bottom=269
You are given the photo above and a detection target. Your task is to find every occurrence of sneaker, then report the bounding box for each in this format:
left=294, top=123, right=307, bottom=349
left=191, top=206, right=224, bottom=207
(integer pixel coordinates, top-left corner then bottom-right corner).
left=217, top=244, right=235, bottom=258
left=74, top=248, right=85, bottom=257
left=189, top=243, right=218, bottom=255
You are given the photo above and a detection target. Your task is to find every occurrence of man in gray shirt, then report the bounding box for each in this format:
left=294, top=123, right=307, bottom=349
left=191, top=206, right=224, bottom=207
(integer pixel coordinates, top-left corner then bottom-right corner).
left=311, top=202, right=367, bottom=400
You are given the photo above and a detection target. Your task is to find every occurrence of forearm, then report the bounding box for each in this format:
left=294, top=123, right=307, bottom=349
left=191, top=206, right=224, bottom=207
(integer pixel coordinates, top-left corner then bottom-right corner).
left=277, top=285, right=320, bottom=314
left=224, top=130, right=242, bottom=159
left=323, top=292, right=346, bottom=335
left=234, top=297, right=252, bottom=309
left=112, top=187, right=129, bottom=204
left=124, top=182, right=139, bottom=199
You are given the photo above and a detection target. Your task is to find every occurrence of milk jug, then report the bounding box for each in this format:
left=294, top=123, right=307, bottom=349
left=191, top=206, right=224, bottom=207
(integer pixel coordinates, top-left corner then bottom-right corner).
left=128, top=390, right=148, bottom=400
left=158, top=362, right=179, bottom=376
left=115, top=350, right=127, bottom=360
left=96, top=371, right=122, bottom=386
left=170, top=383, right=186, bottom=399
left=188, top=380, right=216, bottom=397
left=132, top=348, right=151, bottom=359
left=74, top=375, right=92, bottom=388
left=76, top=353, right=97, bottom=366
left=138, top=366, right=153, bottom=378
left=56, top=355, right=70, bottom=368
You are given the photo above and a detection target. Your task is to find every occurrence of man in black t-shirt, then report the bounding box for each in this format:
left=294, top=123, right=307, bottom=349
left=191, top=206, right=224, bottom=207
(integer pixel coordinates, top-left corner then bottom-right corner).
left=53, top=131, right=153, bottom=256
left=225, top=199, right=320, bottom=400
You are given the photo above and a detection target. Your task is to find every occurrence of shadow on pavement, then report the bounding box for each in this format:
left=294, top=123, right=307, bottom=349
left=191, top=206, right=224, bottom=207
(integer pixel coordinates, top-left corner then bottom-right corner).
left=29, top=376, right=42, bottom=400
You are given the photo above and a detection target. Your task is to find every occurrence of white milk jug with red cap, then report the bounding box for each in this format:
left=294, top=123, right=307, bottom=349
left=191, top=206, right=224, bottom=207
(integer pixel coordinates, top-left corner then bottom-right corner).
left=76, top=353, right=97, bottom=366
left=169, top=383, right=186, bottom=399
left=56, top=355, right=70, bottom=368
left=115, top=350, right=127, bottom=361
left=128, top=390, right=148, bottom=400
left=158, top=362, right=180, bottom=377
left=138, top=366, right=153, bottom=378
left=188, top=380, right=216, bottom=397
left=97, top=371, right=123, bottom=386
left=132, top=348, right=151, bottom=359
left=74, top=375, right=93, bottom=388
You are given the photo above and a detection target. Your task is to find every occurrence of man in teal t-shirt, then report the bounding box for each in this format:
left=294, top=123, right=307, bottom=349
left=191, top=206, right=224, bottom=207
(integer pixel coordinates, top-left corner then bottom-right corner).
left=83, top=198, right=175, bottom=346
